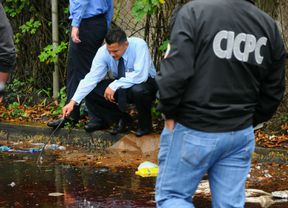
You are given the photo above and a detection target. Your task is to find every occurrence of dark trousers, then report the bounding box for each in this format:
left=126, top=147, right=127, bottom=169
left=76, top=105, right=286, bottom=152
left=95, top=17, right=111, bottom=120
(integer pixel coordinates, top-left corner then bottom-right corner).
left=66, top=15, right=107, bottom=121
left=0, top=3, right=16, bottom=73
left=85, top=77, right=157, bottom=129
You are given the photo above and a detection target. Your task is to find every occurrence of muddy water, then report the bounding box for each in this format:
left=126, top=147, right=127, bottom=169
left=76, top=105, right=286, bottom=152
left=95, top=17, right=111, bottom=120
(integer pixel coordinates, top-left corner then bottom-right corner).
left=0, top=153, right=156, bottom=208
left=0, top=153, right=287, bottom=208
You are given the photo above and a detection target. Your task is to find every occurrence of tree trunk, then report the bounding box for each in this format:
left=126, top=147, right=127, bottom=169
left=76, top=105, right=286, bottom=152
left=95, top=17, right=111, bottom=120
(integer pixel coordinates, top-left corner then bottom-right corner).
left=51, top=0, right=59, bottom=99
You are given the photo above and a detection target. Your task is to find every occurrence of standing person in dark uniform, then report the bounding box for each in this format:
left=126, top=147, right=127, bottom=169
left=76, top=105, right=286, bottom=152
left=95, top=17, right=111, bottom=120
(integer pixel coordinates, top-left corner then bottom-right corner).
left=0, top=1, right=16, bottom=103
left=47, top=0, right=113, bottom=128
left=155, top=0, right=286, bottom=207
left=61, top=27, right=157, bottom=137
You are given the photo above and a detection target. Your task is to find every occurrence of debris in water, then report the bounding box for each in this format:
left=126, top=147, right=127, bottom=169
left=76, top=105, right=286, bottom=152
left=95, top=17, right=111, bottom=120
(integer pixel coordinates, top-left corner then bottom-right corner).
left=31, top=143, right=45, bottom=146
left=45, top=144, right=59, bottom=150
left=95, top=168, right=109, bottom=174
left=48, top=192, right=64, bottom=197
left=136, top=161, right=159, bottom=177
left=8, top=182, right=16, bottom=187
left=58, top=146, right=66, bottom=150
left=44, top=144, right=66, bottom=151
left=272, top=190, right=288, bottom=199
left=264, top=173, right=272, bottom=178
left=0, top=145, right=42, bottom=153
left=13, top=160, right=27, bottom=163
left=0, top=146, right=12, bottom=151
left=246, top=195, right=274, bottom=208
left=195, top=180, right=210, bottom=195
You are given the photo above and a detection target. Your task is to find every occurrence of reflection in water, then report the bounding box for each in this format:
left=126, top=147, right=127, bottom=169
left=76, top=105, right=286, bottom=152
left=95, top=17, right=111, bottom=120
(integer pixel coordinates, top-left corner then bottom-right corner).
left=0, top=154, right=155, bottom=208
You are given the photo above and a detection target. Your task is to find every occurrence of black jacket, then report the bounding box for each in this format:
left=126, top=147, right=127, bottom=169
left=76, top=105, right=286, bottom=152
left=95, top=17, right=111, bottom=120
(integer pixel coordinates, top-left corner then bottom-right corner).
left=156, top=0, right=286, bottom=132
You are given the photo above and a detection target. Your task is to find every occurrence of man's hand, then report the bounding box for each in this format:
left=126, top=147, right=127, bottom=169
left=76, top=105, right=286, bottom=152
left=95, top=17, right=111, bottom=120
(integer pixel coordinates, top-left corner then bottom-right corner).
left=71, top=27, right=81, bottom=43
left=164, top=119, right=175, bottom=131
left=104, top=86, right=115, bottom=103
left=62, top=100, right=77, bottom=118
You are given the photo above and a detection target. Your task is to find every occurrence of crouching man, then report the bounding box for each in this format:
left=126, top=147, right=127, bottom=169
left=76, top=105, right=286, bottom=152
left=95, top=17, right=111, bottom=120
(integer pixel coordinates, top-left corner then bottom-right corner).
left=61, top=27, right=157, bottom=137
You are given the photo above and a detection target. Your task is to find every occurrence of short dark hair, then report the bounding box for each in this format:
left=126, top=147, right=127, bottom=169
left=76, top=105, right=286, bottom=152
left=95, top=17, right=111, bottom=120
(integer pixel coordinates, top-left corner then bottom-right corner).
left=105, top=27, right=127, bottom=45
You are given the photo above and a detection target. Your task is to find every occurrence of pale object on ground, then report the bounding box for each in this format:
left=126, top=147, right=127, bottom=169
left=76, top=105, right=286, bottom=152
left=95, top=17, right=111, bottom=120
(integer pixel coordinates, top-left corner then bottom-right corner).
left=272, top=190, right=288, bottom=199
left=48, top=192, right=64, bottom=196
left=136, top=161, right=159, bottom=177
left=8, top=182, right=16, bottom=187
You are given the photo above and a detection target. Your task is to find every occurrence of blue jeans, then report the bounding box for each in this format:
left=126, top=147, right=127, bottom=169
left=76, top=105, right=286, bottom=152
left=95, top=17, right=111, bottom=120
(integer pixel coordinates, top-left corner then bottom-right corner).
left=155, top=123, right=255, bottom=208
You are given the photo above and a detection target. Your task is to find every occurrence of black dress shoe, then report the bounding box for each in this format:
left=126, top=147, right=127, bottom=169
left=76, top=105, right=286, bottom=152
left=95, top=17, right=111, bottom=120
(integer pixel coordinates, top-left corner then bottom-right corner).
left=84, top=122, right=109, bottom=133
left=135, top=128, right=152, bottom=137
left=47, top=118, right=77, bottom=129
left=110, top=119, right=132, bottom=135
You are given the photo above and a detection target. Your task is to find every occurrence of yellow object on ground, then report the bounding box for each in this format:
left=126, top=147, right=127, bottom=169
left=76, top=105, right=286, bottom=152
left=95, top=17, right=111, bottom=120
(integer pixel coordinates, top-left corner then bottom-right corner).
left=135, top=161, right=159, bottom=177
left=135, top=167, right=159, bottom=177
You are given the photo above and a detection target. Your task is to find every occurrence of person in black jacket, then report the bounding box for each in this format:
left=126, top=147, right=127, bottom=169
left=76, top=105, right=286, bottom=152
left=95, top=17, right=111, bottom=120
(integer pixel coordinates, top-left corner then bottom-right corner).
left=155, top=0, right=286, bottom=207
left=0, top=2, right=16, bottom=103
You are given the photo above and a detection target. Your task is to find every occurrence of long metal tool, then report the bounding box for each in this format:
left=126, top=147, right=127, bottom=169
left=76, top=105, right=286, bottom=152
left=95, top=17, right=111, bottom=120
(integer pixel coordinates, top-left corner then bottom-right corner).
left=36, top=118, right=65, bottom=165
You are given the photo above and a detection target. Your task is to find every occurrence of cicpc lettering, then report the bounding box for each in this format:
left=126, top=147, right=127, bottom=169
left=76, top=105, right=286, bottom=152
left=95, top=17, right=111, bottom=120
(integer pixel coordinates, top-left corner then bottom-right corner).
left=213, top=30, right=267, bottom=64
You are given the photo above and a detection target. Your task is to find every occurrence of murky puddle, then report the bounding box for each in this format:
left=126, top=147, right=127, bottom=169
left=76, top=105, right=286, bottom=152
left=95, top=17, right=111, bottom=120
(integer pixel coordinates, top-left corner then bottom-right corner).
left=0, top=153, right=156, bottom=208
left=0, top=153, right=288, bottom=208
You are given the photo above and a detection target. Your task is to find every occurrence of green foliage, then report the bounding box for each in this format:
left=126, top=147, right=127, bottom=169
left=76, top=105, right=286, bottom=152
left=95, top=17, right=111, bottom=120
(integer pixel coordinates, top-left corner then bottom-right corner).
left=5, top=78, right=33, bottom=105
left=19, top=18, right=41, bottom=34
left=14, top=18, right=41, bottom=43
left=279, top=113, right=288, bottom=123
left=37, top=88, right=52, bottom=106
left=132, top=0, right=165, bottom=22
left=50, top=86, right=67, bottom=116
left=14, top=33, right=21, bottom=44
left=38, top=42, right=68, bottom=64
left=64, top=7, right=69, bottom=14
left=151, top=99, right=161, bottom=119
left=5, top=78, right=53, bottom=108
left=37, top=88, right=51, bottom=98
left=159, top=39, right=169, bottom=52
left=4, top=0, right=30, bottom=17
left=8, top=102, right=26, bottom=118
left=5, top=0, right=39, bottom=44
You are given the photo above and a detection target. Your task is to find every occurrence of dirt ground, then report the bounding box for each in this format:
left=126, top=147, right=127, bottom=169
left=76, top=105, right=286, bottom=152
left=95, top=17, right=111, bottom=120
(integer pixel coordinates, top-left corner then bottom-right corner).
left=57, top=133, right=160, bottom=170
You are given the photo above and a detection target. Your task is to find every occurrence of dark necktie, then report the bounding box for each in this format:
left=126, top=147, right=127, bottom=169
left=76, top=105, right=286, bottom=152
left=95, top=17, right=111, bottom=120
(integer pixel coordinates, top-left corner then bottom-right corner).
left=117, top=57, right=127, bottom=112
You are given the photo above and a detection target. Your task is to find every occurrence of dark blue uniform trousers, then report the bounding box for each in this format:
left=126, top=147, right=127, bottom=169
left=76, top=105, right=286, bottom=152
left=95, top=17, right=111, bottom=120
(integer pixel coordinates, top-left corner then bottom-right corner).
left=66, top=14, right=107, bottom=121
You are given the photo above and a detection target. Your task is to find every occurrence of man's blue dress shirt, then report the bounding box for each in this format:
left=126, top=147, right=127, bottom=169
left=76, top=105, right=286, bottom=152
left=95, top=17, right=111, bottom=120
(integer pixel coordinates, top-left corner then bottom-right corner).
left=72, top=37, right=157, bottom=104
left=69, top=0, right=113, bottom=27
